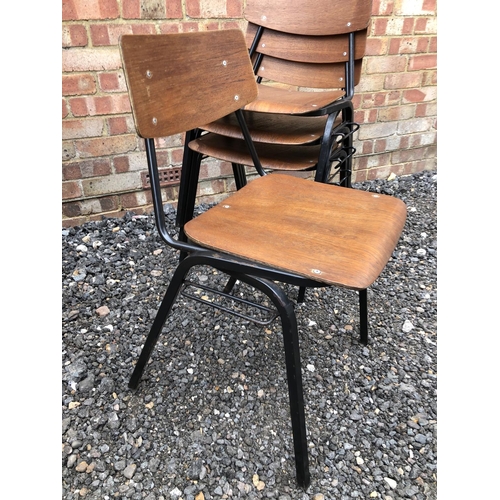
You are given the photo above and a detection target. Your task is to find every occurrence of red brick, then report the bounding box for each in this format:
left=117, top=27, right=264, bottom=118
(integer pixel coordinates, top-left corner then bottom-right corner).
left=386, top=91, right=402, bottom=105
left=63, top=74, right=96, bottom=96
left=221, top=20, right=245, bottom=30
left=90, top=24, right=110, bottom=45
left=181, top=22, right=201, bottom=32
left=170, top=147, right=185, bottom=165
left=63, top=162, right=82, bottom=181
left=122, top=0, right=140, bottom=19
left=62, top=201, right=83, bottom=219
left=389, top=37, right=424, bottom=55
left=63, top=99, right=69, bottom=119
left=99, top=196, right=119, bottom=212
left=372, top=0, right=394, bottom=16
left=114, top=155, right=130, bottom=173
left=62, top=24, right=88, bottom=47
left=362, top=92, right=387, bottom=108
left=367, top=165, right=392, bottom=180
left=166, top=0, right=183, bottom=18
left=98, top=72, right=126, bottom=92
left=62, top=180, right=82, bottom=199
left=373, top=138, right=387, bottom=153
left=429, top=36, right=437, bottom=52
left=416, top=37, right=431, bottom=53
left=372, top=18, right=388, bottom=36
left=362, top=140, right=374, bottom=154
left=159, top=23, right=181, bottom=34
left=365, top=37, right=389, bottom=56
left=70, top=94, right=131, bottom=117
left=227, top=0, right=244, bottom=17
left=108, top=116, right=132, bottom=135
left=402, top=18, right=414, bottom=34
left=63, top=118, right=105, bottom=139
left=378, top=105, right=415, bottom=122
left=75, top=134, right=138, bottom=157
left=409, top=54, right=437, bottom=71
left=415, top=102, right=437, bottom=117
left=186, top=0, right=201, bottom=17
left=69, top=97, right=89, bottom=117
left=64, top=159, right=113, bottom=179
left=121, top=192, right=142, bottom=209
left=422, top=0, right=437, bottom=12
left=63, top=0, right=119, bottom=21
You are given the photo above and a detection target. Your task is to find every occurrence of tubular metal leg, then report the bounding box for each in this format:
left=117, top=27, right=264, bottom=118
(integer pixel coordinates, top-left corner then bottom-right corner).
left=297, top=286, right=306, bottom=303
left=223, top=275, right=238, bottom=294
left=359, top=288, right=368, bottom=345
left=280, top=298, right=310, bottom=487
left=235, top=274, right=310, bottom=488
left=128, top=258, right=194, bottom=389
left=232, top=163, right=247, bottom=190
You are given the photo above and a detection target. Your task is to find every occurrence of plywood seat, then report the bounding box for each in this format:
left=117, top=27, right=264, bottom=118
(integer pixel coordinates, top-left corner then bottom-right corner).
left=201, top=110, right=330, bottom=145
left=189, top=133, right=324, bottom=171
left=184, top=173, right=407, bottom=290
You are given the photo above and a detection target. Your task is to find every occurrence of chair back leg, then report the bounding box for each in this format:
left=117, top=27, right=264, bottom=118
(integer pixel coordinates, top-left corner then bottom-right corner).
left=359, top=288, right=368, bottom=345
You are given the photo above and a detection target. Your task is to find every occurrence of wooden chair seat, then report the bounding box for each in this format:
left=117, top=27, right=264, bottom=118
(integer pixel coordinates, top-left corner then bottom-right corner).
left=184, top=173, right=407, bottom=290
left=201, top=111, right=331, bottom=145
left=243, top=83, right=346, bottom=115
left=189, top=133, right=324, bottom=171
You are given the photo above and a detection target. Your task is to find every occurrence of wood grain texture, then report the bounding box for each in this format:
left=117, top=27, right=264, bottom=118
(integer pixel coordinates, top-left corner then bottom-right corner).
left=119, top=31, right=257, bottom=138
left=189, top=133, right=323, bottom=170
left=243, top=85, right=345, bottom=114
left=255, top=55, right=362, bottom=89
left=201, top=111, right=330, bottom=144
left=246, top=23, right=367, bottom=64
left=184, top=174, right=406, bottom=290
left=245, top=0, right=372, bottom=36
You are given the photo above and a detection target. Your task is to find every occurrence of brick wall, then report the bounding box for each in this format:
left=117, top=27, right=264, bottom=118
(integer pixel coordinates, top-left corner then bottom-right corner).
left=62, top=0, right=437, bottom=227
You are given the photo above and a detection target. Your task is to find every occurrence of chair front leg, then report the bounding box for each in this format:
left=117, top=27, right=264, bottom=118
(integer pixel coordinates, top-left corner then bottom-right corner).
left=128, top=257, right=195, bottom=389
left=238, top=274, right=310, bottom=488
left=359, top=288, right=368, bottom=345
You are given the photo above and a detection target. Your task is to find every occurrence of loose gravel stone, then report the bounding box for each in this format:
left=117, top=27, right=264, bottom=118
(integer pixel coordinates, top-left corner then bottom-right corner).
left=62, top=171, right=437, bottom=499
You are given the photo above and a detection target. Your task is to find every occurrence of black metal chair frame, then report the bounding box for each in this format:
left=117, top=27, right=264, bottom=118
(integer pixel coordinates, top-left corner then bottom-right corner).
left=228, top=29, right=361, bottom=190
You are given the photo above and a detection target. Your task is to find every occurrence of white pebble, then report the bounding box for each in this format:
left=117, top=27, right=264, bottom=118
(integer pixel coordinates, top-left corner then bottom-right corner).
left=384, top=477, right=397, bottom=489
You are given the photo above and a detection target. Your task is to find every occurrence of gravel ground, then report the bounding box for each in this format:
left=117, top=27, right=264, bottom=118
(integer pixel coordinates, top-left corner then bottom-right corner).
left=62, top=170, right=437, bottom=500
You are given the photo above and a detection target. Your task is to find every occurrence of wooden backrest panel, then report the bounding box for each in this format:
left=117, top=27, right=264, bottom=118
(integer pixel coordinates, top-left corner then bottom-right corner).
left=119, top=31, right=257, bottom=138
left=245, top=0, right=372, bottom=36
left=246, top=23, right=367, bottom=63
left=256, top=56, right=362, bottom=89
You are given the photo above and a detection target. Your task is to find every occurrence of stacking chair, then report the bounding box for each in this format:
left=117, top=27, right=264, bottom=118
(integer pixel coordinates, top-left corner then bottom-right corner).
left=119, top=30, right=406, bottom=488
left=197, top=0, right=372, bottom=189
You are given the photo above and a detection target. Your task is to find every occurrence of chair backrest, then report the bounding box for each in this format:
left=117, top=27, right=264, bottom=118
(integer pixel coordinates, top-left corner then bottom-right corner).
left=245, top=0, right=372, bottom=36
left=244, top=0, right=372, bottom=90
left=119, top=30, right=258, bottom=139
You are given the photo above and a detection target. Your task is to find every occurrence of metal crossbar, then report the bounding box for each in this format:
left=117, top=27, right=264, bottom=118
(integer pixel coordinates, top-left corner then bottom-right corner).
left=180, top=279, right=279, bottom=326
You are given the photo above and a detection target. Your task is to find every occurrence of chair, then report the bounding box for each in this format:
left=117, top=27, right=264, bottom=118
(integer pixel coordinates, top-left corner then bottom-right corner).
left=119, top=30, right=406, bottom=488
left=198, top=0, right=372, bottom=189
